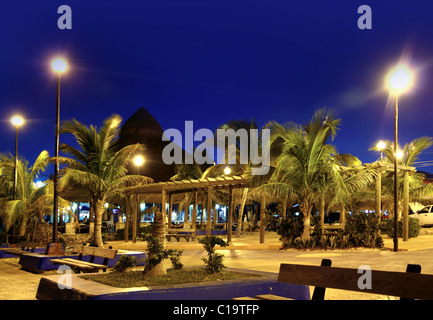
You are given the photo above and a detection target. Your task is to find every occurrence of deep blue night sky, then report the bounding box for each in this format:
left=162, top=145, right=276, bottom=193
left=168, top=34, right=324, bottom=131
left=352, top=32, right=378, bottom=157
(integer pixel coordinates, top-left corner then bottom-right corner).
left=1, top=1, right=433, bottom=177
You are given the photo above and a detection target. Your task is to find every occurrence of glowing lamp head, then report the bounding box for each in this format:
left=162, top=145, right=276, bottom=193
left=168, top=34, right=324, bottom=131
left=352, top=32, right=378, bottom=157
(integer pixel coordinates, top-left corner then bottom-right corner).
left=223, top=166, right=231, bottom=175
left=376, top=140, right=386, bottom=151
left=386, top=65, right=414, bottom=94
left=395, top=150, right=403, bottom=160
left=51, top=58, right=68, bottom=73
left=11, top=115, right=24, bottom=127
left=133, top=155, right=145, bottom=167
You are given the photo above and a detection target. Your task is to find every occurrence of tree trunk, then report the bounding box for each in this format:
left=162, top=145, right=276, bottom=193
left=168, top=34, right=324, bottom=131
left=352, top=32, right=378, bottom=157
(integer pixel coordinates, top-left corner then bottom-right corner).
left=18, top=216, right=27, bottom=238
left=301, top=202, right=312, bottom=240
left=150, top=210, right=167, bottom=276
left=236, top=188, right=248, bottom=237
left=94, top=199, right=105, bottom=248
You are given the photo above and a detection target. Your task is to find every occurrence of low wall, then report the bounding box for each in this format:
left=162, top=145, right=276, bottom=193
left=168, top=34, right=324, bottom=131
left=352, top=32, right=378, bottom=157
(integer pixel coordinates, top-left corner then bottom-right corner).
left=19, top=250, right=146, bottom=273
left=36, top=269, right=310, bottom=300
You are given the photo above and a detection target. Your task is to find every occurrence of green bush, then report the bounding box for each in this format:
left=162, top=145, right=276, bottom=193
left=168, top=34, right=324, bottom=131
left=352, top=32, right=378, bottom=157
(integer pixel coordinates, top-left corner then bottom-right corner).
left=198, top=236, right=228, bottom=274
left=381, top=217, right=420, bottom=239
left=142, top=235, right=183, bottom=276
left=113, top=255, right=137, bottom=273
left=115, top=225, right=153, bottom=240
left=277, top=211, right=384, bottom=249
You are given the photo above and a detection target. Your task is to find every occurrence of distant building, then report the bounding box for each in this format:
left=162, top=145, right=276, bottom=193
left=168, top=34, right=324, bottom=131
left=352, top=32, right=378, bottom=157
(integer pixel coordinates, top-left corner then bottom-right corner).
left=117, top=107, right=179, bottom=182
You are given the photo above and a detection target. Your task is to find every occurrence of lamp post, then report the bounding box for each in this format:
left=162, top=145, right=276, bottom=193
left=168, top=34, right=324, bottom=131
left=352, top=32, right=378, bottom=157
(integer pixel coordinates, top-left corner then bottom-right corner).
left=51, top=57, right=68, bottom=243
left=386, top=64, right=414, bottom=252
left=11, top=115, right=24, bottom=200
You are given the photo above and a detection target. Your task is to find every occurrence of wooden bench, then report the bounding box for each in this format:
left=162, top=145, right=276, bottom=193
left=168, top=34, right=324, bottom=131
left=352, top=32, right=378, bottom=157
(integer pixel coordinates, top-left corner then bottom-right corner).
left=165, top=228, right=196, bottom=242
left=234, top=259, right=433, bottom=300
left=51, top=246, right=118, bottom=273
left=4, top=241, right=40, bottom=256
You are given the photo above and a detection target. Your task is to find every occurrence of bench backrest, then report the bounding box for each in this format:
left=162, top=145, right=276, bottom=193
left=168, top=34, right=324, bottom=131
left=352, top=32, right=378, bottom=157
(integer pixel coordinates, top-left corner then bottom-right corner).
left=19, top=241, right=37, bottom=249
left=78, top=246, right=118, bottom=259
left=278, top=262, right=433, bottom=300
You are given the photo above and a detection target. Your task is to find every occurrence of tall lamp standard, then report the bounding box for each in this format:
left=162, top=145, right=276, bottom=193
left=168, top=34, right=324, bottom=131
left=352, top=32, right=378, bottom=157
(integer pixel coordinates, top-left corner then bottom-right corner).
left=386, top=64, right=414, bottom=252
left=51, top=58, right=68, bottom=243
left=11, top=116, right=24, bottom=201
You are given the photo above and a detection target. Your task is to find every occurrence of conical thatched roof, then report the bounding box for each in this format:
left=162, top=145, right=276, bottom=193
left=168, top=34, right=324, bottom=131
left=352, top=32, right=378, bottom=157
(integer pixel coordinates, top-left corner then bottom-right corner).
left=117, top=107, right=177, bottom=182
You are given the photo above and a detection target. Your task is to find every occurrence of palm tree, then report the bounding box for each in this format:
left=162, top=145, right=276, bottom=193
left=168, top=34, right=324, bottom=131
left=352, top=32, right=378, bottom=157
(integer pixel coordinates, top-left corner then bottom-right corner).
left=370, top=137, right=433, bottom=216
left=57, top=114, right=153, bottom=247
left=0, top=151, right=57, bottom=238
left=215, top=119, right=259, bottom=236
left=256, top=109, right=374, bottom=239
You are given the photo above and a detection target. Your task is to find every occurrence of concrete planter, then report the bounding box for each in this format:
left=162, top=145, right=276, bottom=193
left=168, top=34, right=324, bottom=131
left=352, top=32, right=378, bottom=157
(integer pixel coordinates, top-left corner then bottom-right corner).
left=19, top=250, right=146, bottom=273
left=36, top=268, right=310, bottom=300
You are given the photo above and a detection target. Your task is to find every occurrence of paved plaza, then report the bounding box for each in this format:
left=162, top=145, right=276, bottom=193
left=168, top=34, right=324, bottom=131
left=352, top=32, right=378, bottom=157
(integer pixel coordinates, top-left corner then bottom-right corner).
left=1, top=231, right=433, bottom=300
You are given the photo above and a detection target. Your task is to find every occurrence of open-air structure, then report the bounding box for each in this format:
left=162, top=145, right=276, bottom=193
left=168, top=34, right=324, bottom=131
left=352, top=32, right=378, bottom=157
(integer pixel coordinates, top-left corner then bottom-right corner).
left=123, top=175, right=254, bottom=244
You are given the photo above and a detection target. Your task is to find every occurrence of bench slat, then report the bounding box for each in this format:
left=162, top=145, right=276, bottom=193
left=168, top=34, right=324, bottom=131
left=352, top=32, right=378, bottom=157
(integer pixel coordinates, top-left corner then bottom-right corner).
left=254, top=294, right=293, bottom=300
left=50, top=259, right=96, bottom=270
left=278, top=263, right=433, bottom=300
left=81, top=246, right=117, bottom=259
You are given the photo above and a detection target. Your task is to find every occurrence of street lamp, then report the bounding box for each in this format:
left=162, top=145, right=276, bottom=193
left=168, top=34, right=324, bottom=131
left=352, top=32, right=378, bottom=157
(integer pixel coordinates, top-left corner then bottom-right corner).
left=51, top=57, right=68, bottom=243
left=224, top=166, right=231, bottom=175
left=11, top=115, right=24, bottom=200
left=133, top=155, right=145, bottom=175
left=386, top=64, right=414, bottom=252
left=376, top=140, right=386, bottom=160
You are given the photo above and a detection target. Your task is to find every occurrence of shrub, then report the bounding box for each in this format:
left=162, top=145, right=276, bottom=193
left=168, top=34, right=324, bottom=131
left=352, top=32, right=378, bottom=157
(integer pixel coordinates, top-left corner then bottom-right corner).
left=142, top=235, right=183, bottom=276
left=381, top=217, right=420, bottom=239
left=113, top=255, right=137, bottom=273
left=278, top=211, right=384, bottom=249
left=198, top=236, right=228, bottom=274
left=115, top=225, right=153, bottom=241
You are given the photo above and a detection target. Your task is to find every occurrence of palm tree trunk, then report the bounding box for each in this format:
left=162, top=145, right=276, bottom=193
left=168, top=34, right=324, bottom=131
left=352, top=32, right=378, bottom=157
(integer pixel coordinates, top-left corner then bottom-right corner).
left=301, top=201, right=312, bottom=240
left=94, top=199, right=105, bottom=248
left=150, top=210, right=167, bottom=276
left=236, top=188, right=248, bottom=237
left=18, top=216, right=27, bottom=238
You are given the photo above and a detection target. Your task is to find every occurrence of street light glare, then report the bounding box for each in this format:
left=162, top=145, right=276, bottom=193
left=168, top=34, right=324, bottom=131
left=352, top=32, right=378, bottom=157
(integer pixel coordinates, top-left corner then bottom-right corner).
left=133, top=155, right=145, bottom=167
left=376, top=140, right=386, bottom=150
left=11, top=115, right=24, bottom=127
left=51, top=58, right=68, bottom=73
left=224, top=166, right=231, bottom=175
left=387, top=65, right=414, bottom=94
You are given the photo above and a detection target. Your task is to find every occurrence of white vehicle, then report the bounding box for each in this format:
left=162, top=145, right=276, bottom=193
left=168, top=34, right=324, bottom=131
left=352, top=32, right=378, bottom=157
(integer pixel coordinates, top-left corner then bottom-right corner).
left=411, top=205, right=433, bottom=227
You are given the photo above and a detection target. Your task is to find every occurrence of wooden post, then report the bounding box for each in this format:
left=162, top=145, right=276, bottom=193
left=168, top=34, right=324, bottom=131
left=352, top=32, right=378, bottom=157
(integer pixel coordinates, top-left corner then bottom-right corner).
left=132, top=194, right=138, bottom=243
left=125, top=196, right=130, bottom=242
left=227, top=186, right=233, bottom=243
left=403, top=171, right=409, bottom=241
left=375, top=171, right=382, bottom=222
left=213, top=203, right=218, bottom=227
left=340, top=204, right=346, bottom=227
left=168, top=193, right=173, bottom=228
left=259, top=198, right=266, bottom=243
left=206, top=186, right=212, bottom=236
left=282, top=199, right=287, bottom=220
left=192, top=189, right=197, bottom=232
left=184, top=197, right=190, bottom=228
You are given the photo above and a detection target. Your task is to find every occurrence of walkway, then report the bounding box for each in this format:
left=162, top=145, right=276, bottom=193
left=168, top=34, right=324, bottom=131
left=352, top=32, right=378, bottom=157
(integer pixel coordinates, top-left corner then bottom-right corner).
left=1, top=230, right=433, bottom=300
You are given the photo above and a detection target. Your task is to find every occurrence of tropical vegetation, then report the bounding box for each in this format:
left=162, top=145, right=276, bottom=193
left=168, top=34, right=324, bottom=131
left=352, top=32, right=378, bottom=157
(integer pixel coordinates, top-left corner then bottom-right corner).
left=1, top=108, right=432, bottom=253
